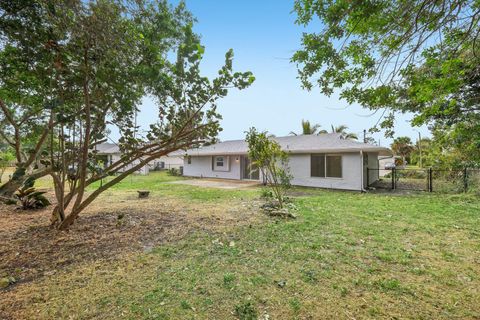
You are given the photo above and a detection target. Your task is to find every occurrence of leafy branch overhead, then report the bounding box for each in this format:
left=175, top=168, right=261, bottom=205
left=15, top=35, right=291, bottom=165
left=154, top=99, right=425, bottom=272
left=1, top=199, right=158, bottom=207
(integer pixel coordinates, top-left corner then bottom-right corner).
left=292, top=0, right=480, bottom=136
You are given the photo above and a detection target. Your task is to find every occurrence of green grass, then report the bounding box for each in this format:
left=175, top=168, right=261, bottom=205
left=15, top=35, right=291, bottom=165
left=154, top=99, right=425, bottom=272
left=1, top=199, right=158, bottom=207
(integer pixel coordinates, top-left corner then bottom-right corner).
left=6, top=172, right=480, bottom=319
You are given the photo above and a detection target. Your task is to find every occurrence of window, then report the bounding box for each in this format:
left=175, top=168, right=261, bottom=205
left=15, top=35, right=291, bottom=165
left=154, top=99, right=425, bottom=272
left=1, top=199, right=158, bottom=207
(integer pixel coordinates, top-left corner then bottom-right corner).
left=187, top=156, right=191, bottom=164
left=326, top=155, right=342, bottom=178
left=311, top=154, right=325, bottom=177
left=311, top=154, right=342, bottom=178
left=213, top=156, right=229, bottom=172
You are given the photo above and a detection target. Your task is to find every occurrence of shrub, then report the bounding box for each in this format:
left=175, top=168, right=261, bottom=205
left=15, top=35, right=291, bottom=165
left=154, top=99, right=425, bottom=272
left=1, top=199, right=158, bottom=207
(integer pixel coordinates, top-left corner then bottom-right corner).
left=246, top=128, right=292, bottom=209
left=260, top=188, right=273, bottom=199
left=234, top=301, right=257, bottom=320
left=167, top=168, right=180, bottom=176
left=14, top=177, right=51, bottom=210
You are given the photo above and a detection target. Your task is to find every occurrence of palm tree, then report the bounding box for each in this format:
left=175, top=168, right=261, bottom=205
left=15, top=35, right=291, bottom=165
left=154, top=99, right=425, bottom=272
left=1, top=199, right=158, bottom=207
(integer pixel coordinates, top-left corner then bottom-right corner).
left=330, top=125, right=358, bottom=140
left=391, top=136, right=414, bottom=164
left=290, top=119, right=323, bottom=135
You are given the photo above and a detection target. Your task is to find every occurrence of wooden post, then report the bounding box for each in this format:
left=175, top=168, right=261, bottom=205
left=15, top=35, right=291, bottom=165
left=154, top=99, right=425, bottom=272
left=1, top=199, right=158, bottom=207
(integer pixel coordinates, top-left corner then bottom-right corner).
left=463, top=168, right=468, bottom=193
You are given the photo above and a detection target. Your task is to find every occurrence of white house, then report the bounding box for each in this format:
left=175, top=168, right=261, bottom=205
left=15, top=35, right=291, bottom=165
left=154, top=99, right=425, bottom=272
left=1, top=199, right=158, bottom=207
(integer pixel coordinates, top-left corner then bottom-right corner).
left=95, top=143, right=184, bottom=175
left=183, top=134, right=392, bottom=191
left=151, top=150, right=184, bottom=170
left=95, top=143, right=149, bottom=175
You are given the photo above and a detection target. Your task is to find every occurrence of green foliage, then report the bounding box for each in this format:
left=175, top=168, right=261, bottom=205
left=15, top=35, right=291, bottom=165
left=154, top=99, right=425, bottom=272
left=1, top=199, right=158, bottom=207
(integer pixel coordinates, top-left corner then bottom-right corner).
left=245, top=128, right=292, bottom=209
left=167, top=168, right=181, bottom=176
left=292, top=0, right=479, bottom=140
left=14, top=177, right=51, bottom=210
left=390, top=137, right=414, bottom=162
left=259, top=188, right=274, bottom=199
left=290, top=119, right=323, bottom=135
left=1, top=0, right=254, bottom=226
left=234, top=301, right=258, bottom=320
left=330, top=124, right=357, bottom=140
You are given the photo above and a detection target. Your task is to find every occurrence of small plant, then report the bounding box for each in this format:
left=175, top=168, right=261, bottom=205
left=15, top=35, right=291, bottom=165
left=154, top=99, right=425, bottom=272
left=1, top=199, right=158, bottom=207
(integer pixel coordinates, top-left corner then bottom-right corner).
left=289, top=298, right=301, bottom=314
left=223, top=273, right=236, bottom=288
left=14, top=177, right=51, bottom=210
left=180, top=300, right=192, bottom=310
left=260, top=188, right=273, bottom=199
left=234, top=301, right=258, bottom=320
left=167, top=167, right=181, bottom=176
left=246, top=128, right=292, bottom=212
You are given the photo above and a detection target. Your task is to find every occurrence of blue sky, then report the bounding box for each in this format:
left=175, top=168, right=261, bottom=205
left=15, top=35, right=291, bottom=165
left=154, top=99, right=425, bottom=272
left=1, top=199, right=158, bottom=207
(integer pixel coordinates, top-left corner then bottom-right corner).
left=135, top=0, right=430, bottom=146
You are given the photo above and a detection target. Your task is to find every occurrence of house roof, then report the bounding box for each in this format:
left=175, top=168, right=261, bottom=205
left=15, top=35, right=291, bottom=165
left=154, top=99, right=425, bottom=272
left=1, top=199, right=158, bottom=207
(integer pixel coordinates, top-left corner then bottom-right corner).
left=186, top=134, right=392, bottom=156
left=94, top=142, right=184, bottom=157
left=95, top=143, right=120, bottom=154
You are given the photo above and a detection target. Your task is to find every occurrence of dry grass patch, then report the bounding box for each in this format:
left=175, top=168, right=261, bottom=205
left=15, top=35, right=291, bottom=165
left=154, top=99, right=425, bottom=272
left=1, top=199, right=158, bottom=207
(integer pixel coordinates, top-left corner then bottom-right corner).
left=0, top=190, right=265, bottom=319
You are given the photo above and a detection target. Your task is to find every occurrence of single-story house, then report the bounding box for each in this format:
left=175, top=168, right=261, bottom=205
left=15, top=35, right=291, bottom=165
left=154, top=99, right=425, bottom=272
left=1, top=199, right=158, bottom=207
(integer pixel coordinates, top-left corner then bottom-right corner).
left=95, top=143, right=149, bottom=175
left=95, top=143, right=184, bottom=175
left=151, top=150, right=184, bottom=170
left=183, top=134, right=392, bottom=191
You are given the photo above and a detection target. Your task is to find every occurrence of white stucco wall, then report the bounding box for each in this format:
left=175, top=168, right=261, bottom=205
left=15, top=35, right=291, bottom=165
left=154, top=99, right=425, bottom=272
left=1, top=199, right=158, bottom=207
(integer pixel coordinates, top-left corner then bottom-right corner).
left=108, top=154, right=149, bottom=175
left=183, top=152, right=378, bottom=191
left=288, top=152, right=363, bottom=191
left=151, top=156, right=184, bottom=170
left=366, top=152, right=380, bottom=187
left=183, top=155, right=242, bottom=179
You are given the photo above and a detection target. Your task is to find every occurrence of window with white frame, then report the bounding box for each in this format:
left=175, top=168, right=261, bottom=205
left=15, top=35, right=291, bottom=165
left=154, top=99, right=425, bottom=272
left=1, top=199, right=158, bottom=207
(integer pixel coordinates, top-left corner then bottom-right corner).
left=311, top=154, right=342, bottom=178
left=213, top=156, right=229, bottom=171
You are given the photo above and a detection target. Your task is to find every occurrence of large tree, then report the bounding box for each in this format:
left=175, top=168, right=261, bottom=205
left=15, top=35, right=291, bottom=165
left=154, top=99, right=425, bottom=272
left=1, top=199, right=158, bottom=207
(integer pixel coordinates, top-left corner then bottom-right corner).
left=0, top=0, right=254, bottom=229
left=0, top=0, right=59, bottom=195
left=292, top=0, right=480, bottom=141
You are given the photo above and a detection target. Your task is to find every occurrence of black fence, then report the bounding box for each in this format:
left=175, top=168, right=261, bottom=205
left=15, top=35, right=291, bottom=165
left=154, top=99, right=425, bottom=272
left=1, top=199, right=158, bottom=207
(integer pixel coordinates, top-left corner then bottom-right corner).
left=367, top=168, right=480, bottom=194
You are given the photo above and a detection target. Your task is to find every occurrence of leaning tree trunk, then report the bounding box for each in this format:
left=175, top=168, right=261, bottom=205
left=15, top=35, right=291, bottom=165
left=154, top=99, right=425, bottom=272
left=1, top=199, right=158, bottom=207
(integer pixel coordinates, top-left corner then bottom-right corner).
left=0, top=168, right=51, bottom=197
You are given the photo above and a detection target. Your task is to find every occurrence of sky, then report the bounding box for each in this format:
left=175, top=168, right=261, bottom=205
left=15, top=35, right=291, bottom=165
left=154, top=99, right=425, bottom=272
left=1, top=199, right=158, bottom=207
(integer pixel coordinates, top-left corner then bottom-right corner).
left=134, top=0, right=430, bottom=147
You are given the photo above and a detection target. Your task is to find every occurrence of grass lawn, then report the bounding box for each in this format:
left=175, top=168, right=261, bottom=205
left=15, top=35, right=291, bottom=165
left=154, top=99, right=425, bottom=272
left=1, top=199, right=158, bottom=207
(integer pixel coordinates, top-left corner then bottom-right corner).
left=1, top=172, right=479, bottom=319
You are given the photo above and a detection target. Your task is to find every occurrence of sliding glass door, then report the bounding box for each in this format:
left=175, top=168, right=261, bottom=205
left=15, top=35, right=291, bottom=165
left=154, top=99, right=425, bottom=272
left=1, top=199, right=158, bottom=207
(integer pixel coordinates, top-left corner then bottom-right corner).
left=241, top=156, right=259, bottom=180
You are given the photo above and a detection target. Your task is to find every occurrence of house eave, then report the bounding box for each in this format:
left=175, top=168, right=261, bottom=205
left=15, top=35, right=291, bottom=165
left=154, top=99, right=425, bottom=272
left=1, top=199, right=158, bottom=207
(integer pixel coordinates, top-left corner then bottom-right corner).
left=187, top=147, right=392, bottom=157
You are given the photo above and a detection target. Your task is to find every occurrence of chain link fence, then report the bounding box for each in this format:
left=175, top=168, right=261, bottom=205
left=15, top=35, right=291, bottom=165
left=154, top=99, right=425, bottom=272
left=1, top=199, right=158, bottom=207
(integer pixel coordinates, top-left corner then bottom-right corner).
left=368, top=168, right=480, bottom=194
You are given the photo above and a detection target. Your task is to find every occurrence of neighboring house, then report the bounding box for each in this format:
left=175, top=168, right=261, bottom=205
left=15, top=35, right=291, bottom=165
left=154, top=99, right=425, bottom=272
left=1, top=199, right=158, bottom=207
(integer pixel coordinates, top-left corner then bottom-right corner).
left=183, top=134, right=392, bottom=191
left=151, top=150, right=184, bottom=170
left=95, top=143, right=184, bottom=175
left=95, top=143, right=149, bottom=175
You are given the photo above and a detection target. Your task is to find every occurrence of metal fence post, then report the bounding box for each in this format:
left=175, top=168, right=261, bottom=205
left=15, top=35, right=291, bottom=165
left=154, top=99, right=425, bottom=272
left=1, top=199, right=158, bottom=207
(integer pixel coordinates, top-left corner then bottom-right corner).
left=463, top=168, right=468, bottom=193
left=366, top=168, right=370, bottom=188
left=391, top=168, right=395, bottom=190
left=428, top=168, right=433, bottom=192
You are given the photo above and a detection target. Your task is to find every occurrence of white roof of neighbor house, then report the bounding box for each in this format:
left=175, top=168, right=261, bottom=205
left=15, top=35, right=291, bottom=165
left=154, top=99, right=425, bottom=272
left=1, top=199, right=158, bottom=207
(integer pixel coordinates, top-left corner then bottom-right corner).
left=95, top=142, right=185, bottom=157
left=186, top=134, right=392, bottom=156
left=95, top=143, right=120, bottom=154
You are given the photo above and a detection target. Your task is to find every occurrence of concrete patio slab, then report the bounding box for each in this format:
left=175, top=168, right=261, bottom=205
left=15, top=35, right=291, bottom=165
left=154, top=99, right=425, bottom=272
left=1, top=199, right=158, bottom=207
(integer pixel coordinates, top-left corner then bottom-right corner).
left=170, top=178, right=261, bottom=189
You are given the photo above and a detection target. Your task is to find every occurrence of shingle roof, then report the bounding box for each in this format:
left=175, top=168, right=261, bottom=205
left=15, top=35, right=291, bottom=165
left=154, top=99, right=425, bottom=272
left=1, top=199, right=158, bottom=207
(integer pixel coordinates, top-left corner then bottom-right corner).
left=94, top=143, right=185, bottom=156
left=186, top=134, right=392, bottom=156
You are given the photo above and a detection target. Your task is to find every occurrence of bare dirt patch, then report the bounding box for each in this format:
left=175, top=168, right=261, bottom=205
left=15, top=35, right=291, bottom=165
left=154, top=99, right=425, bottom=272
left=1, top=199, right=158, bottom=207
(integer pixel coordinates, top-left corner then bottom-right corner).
left=0, top=191, right=264, bottom=319
left=170, top=178, right=261, bottom=189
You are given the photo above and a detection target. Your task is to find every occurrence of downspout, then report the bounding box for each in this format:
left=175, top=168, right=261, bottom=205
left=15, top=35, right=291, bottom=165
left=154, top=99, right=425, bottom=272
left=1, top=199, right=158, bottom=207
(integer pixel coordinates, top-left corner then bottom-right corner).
left=360, top=150, right=366, bottom=192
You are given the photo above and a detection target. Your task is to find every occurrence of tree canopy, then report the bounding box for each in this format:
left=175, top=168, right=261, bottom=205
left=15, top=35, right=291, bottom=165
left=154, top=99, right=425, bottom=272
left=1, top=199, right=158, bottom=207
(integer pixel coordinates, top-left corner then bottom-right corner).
left=292, top=0, right=479, bottom=136
left=0, top=0, right=254, bottom=228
